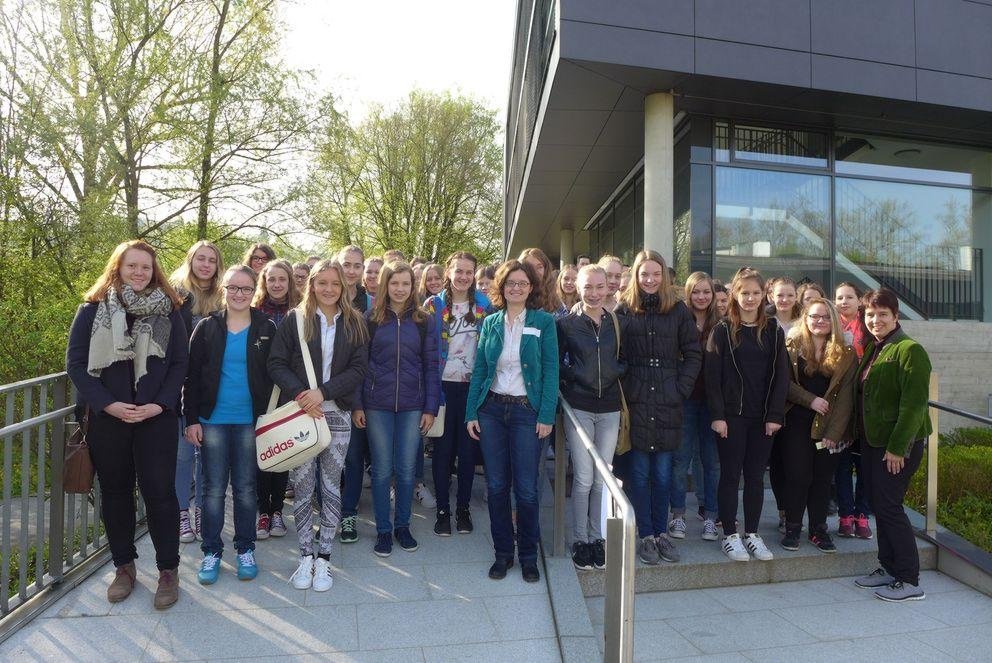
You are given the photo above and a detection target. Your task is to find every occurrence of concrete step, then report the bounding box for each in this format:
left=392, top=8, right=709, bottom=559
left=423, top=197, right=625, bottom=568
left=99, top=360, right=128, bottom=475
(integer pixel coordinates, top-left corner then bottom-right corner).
left=575, top=492, right=937, bottom=596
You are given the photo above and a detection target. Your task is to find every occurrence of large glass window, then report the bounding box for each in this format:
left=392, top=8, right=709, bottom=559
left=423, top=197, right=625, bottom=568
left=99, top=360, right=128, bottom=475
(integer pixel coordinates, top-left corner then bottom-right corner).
left=714, top=167, right=831, bottom=286
left=734, top=124, right=828, bottom=168
left=836, top=133, right=992, bottom=188
left=836, top=179, right=990, bottom=320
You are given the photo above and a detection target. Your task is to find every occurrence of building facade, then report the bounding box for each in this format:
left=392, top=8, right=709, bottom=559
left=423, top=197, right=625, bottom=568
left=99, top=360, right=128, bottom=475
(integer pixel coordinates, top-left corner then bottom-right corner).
left=505, top=0, right=992, bottom=324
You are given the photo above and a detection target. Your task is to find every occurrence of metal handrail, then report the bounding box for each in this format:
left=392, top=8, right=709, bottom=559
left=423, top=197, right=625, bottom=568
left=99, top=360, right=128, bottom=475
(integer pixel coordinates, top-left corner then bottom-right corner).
left=553, top=395, right=635, bottom=663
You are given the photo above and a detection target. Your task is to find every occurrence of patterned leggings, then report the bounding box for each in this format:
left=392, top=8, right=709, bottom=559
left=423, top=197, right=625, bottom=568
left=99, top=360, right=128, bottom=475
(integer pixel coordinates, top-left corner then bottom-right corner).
left=290, top=409, right=350, bottom=557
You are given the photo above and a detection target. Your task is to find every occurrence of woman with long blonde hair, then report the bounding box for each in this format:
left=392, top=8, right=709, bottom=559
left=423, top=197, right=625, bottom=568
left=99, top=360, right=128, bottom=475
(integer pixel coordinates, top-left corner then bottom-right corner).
left=616, top=250, right=702, bottom=565
left=355, top=261, right=440, bottom=557
left=705, top=267, right=790, bottom=562
left=780, top=298, right=856, bottom=553
left=169, top=240, right=224, bottom=543
left=556, top=264, right=579, bottom=313
left=267, top=260, right=369, bottom=591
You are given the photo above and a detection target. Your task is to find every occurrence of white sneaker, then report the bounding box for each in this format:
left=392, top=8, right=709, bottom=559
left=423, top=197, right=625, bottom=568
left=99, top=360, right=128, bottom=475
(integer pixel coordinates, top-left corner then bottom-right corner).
left=668, top=516, right=687, bottom=539
left=290, top=555, right=314, bottom=590
left=415, top=483, right=436, bottom=508
left=312, top=557, right=333, bottom=592
left=702, top=519, right=719, bottom=541
left=744, top=533, right=774, bottom=561
left=722, top=533, right=750, bottom=562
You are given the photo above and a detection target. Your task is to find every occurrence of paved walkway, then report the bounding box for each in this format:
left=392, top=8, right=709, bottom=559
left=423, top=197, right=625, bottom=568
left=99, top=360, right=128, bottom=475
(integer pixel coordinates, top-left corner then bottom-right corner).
left=1, top=481, right=561, bottom=662
left=586, top=569, right=992, bottom=662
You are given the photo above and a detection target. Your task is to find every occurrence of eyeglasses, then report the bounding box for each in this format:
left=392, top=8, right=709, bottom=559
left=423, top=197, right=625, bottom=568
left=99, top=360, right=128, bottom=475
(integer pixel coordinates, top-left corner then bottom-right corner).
left=250, top=254, right=269, bottom=263
left=505, top=280, right=531, bottom=290
left=807, top=314, right=830, bottom=322
left=224, top=285, right=255, bottom=296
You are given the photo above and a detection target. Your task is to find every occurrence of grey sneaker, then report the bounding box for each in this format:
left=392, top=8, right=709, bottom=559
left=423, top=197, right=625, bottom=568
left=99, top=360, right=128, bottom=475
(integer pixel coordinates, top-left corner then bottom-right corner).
left=638, top=535, right=661, bottom=565
left=667, top=516, right=687, bottom=539
left=855, top=567, right=895, bottom=588
left=655, top=534, right=680, bottom=563
left=874, top=581, right=925, bottom=602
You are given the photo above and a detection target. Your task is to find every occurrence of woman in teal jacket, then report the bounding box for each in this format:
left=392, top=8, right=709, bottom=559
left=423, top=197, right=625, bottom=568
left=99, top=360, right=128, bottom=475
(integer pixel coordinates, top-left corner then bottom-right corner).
left=466, top=260, right=558, bottom=583
left=853, top=288, right=932, bottom=603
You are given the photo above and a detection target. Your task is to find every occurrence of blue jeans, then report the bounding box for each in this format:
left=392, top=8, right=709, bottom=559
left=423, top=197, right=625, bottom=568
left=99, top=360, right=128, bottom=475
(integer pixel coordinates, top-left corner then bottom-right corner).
left=836, top=445, right=872, bottom=517
left=342, top=423, right=369, bottom=518
left=175, top=418, right=204, bottom=510
left=478, top=398, right=542, bottom=564
left=366, top=409, right=422, bottom=533
left=626, top=448, right=674, bottom=539
left=671, top=400, right=719, bottom=519
left=200, top=424, right=256, bottom=556
left=432, top=381, right=475, bottom=512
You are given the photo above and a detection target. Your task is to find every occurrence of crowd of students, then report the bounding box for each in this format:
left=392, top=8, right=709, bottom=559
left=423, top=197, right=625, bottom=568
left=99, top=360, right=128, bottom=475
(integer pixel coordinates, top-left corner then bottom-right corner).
left=65, top=239, right=933, bottom=610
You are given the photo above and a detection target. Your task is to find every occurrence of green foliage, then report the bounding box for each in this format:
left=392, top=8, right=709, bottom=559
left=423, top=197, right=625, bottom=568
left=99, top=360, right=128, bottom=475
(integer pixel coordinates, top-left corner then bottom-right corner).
left=906, top=438, right=992, bottom=552
left=939, top=426, right=992, bottom=448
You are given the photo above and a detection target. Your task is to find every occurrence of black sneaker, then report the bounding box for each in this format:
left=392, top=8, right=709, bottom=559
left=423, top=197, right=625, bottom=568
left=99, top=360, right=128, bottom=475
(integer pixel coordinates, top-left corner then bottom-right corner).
left=522, top=561, right=541, bottom=583
left=780, top=525, right=801, bottom=551
left=455, top=507, right=473, bottom=534
left=434, top=510, right=452, bottom=537
left=340, top=515, right=358, bottom=544
left=809, top=530, right=837, bottom=553
left=394, top=527, right=418, bottom=552
left=571, top=542, right=594, bottom=570
left=374, top=532, right=392, bottom=557
left=591, top=539, right=606, bottom=569
left=488, top=558, right=514, bottom=580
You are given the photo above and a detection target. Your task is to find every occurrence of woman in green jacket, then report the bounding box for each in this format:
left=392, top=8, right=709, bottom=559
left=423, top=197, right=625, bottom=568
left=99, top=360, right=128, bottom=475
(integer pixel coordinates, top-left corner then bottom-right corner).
left=853, top=288, right=932, bottom=603
left=466, top=260, right=559, bottom=584
left=781, top=298, right=857, bottom=553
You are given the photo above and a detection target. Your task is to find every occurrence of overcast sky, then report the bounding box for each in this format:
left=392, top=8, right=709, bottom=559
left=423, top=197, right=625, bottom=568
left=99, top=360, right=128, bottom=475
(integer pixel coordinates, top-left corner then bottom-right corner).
left=280, top=0, right=517, bottom=120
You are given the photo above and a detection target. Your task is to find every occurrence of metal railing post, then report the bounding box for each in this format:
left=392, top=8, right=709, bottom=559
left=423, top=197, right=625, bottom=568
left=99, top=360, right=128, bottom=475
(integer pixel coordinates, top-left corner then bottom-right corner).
left=552, top=411, right=567, bottom=557
left=49, top=376, right=67, bottom=584
left=926, top=373, right=939, bottom=538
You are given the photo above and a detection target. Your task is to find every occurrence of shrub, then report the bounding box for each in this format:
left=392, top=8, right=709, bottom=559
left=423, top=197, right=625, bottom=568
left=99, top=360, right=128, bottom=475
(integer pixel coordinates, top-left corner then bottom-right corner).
left=939, top=426, right=992, bottom=448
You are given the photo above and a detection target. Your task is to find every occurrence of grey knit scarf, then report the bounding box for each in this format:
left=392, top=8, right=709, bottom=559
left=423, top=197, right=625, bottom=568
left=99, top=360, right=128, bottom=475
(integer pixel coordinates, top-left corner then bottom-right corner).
left=87, top=285, right=174, bottom=386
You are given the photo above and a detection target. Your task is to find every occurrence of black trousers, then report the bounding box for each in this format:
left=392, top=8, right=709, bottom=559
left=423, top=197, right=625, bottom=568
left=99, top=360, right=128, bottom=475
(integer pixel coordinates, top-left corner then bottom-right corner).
left=88, top=410, right=180, bottom=570
left=862, top=439, right=925, bottom=585
left=717, top=416, right=774, bottom=535
left=780, top=426, right=839, bottom=530
left=768, top=433, right=786, bottom=512
left=256, top=468, right=288, bottom=516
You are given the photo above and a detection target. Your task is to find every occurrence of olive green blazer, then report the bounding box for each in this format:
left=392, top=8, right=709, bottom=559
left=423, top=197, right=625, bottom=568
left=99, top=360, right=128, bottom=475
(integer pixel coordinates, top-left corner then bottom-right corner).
left=785, top=340, right=857, bottom=443
left=857, top=328, right=932, bottom=457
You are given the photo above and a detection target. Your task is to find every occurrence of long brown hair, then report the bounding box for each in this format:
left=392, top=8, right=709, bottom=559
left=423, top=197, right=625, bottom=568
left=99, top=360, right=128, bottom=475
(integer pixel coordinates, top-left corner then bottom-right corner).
left=170, top=240, right=224, bottom=316
left=726, top=267, right=770, bottom=347
left=370, top=260, right=428, bottom=325
left=490, top=260, right=543, bottom=311
left=791, top=298, right=848, bottom=376
left=84, top=240, right=182, bottom=307
left=684, top=271, right=719, bottom=338
left=297, top=260, right=368, bottom=346
left=619, top=249, right=677, bottom=314
left=252, top=259, right=301, bottom=308
left=440, top=251, right=480, bottom=325
left=517, top=247, right=559, bottom=313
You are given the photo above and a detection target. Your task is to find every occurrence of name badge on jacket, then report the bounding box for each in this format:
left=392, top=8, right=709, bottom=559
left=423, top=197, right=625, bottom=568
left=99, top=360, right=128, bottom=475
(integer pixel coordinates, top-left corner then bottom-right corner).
left=522, top=327, right=541, bottom=337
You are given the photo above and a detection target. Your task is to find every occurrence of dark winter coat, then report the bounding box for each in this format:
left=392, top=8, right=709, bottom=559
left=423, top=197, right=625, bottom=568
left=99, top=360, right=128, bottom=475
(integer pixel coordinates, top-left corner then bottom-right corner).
left=556, top=309, right=626, bottom=413
left=359, top=308, right=441, bottom=414
left=617, top=298, right=702, bottom=452
left=183, top=309, right=276, bottom=423
left=267, top=309, right=369, bottom=412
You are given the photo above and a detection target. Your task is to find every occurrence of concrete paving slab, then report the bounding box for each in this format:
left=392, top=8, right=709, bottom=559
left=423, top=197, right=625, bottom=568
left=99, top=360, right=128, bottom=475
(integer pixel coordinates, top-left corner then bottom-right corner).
left=421, top=637, right=560, bottom=663
left=700, top=577, right=870, bottom=613
left=666, top=610, right=818, bottom=654
left=912, top=624, right=992, bottom=662
left=355, top=598, right=497, bottom=650
left=1, top=614, right=162, bottom=662
left=774, top=598, right=948, bottom=640
left=587, top=588, right=729, bottom=625
left=741, top=632, right=953, bottom=662
left=904, top=588, right=992, bottom=627
left=485, top=593, right=557, bottom=640
left=424, top=560, right=547, bottom=599
left=303, top=564, right=432, bottom=606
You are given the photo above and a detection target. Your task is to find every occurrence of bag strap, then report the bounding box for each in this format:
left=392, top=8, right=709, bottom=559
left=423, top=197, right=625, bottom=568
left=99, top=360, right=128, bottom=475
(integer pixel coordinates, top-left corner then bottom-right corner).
left=609, top=310, right=621, bottom=360
left=297, top=312, right=319, bottom=390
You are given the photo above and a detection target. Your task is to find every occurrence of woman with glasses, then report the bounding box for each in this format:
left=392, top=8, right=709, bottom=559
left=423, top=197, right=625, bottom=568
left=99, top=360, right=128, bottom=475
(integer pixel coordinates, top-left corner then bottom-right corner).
left=242, top=243, right=275, bottom=274
left=781, top=298, right=856, bottom=553
left=184, top=266, right=276, bottom=584
left=466, top=260, right=558, bottom=583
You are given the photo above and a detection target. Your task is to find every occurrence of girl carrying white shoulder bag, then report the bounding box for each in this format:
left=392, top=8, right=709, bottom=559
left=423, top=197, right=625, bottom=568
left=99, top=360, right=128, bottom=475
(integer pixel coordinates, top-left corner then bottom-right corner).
left=255, top=316, right=331, bottom=472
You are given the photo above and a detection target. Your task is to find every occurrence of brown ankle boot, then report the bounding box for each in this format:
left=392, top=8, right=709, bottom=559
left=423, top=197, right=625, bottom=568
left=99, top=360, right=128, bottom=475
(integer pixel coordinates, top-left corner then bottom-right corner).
left=153, top=567, right=179, bottom=610
left=107, top=562, right=136, bottom=603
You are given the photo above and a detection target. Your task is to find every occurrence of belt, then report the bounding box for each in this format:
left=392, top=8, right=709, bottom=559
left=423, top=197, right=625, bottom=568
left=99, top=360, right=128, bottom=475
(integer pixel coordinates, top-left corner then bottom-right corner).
left=488, top=391, right=530, bottom=405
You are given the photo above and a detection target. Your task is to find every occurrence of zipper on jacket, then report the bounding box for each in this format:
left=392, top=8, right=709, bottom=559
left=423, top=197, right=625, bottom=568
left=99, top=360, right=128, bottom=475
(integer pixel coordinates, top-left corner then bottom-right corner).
left=724, top=323, right=745, bottom=416
left=394, top=314, right=401, bottom=412
left=595, top=318, right=603, bottom=398
left=762, top=325, right=779, bottom=420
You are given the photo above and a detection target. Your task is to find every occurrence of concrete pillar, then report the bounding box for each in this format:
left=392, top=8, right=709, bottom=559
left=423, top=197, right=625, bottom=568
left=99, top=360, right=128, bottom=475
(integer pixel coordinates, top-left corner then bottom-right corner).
left=560, top=228, right=574, bottom=268
left=644, top=92, right=674, bottom=264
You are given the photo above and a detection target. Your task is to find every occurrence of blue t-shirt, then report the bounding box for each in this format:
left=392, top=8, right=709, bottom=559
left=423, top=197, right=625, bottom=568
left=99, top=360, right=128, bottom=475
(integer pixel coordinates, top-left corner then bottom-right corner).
left=202, top=328, right=253, bottom=425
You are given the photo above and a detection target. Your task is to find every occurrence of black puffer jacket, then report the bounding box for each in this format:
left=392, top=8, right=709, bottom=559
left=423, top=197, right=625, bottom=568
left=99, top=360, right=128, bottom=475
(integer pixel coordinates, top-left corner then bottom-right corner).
left=617, top=297, right=702, bottom=452
left=556, top=309, right=626, bottom=413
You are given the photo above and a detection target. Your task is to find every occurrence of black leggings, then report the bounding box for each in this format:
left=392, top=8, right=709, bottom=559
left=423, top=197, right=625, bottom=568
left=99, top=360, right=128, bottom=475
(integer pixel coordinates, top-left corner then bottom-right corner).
left=717, top=416, right=774, bottom=535
left=256, top=469, right=288, bottom=516
left=780, top=426, right=839, bottom=529
left=768, top=434, right=786, bottom=512
left=88, top=411, right=180, bottom=570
